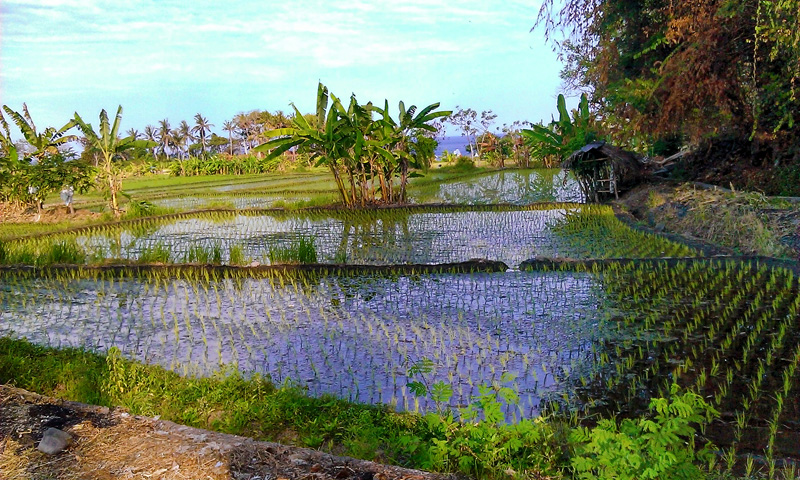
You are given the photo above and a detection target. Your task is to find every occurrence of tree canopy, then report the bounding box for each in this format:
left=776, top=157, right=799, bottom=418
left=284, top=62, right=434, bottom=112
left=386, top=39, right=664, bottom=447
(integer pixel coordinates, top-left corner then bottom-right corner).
left=536, top=0, right=800, bottom=159
left=255, top=83, right=450, bottom=206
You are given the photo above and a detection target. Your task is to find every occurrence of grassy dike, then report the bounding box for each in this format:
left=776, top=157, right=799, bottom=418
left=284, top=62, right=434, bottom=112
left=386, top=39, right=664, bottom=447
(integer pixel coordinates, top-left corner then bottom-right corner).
left=0, top=337, right=565, bottom=478
left=0, top=337, right=735, bottom=479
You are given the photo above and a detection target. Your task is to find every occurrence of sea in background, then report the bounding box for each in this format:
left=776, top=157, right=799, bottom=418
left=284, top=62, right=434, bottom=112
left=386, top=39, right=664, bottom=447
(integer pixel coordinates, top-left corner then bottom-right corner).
left=435, top=135, right=473, bottom=158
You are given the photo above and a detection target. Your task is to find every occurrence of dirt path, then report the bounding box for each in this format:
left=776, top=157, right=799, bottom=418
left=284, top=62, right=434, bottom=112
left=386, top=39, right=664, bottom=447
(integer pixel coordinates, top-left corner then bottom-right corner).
left=0, top=385, right=455, bottom=480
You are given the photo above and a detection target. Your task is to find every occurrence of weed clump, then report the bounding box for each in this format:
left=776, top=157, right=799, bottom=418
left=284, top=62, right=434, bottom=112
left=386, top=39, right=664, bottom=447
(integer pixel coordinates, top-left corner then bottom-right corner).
left=269, top=236, right=317, bottom=264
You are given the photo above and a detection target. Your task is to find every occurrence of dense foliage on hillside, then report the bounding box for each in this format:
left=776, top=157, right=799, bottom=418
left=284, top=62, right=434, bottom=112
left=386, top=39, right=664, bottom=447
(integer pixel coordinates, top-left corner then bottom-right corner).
left=535, top=0, right=800, bottom=189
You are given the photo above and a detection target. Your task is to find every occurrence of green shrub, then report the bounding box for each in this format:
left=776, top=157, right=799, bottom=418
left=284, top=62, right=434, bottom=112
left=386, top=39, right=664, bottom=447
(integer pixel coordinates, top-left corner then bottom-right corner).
left=453, top=155, right=476, bottom=171
left=570, top=384, right=718, bottom=480
left=124, top=200, right=172, bottom=219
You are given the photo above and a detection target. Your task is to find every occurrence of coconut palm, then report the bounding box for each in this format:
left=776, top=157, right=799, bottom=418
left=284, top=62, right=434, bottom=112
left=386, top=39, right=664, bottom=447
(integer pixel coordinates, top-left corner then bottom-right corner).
left=177, top=120, right=191, bottom=158
left=157, top=119, right=173, bottom=159
left=73, top=106, right=155, bottom=216
left=191, top=113, right=213, bottom=158
left=143, top=125, right=160, bottom=159
left=223, top=120, right=235, bottom=155
left=126, top=128, right=141, bottom=140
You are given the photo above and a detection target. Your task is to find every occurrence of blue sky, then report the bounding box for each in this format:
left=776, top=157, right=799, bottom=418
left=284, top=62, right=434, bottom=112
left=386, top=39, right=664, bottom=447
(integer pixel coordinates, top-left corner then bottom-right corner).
left=1, top=0, right=565, bottom=137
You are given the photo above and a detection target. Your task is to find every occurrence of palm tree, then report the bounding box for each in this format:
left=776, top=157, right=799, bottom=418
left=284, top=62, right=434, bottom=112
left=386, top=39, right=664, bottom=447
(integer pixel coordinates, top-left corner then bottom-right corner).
left=2, top=104, right=77, bottom=161
left=177, top=120, right=191, bottom=159
left=191, top=113, right=213, bottom=158
left=157, top=119, right=173, bottom=159
left=223, top=120, right=235, bottom=155
left=126, top=128, right=141, bottom=140
left=234, top=111, right=259, bottom=154
left=144, top=125, right=160, bottom=159
left=73, top=106, right=154, bottom=216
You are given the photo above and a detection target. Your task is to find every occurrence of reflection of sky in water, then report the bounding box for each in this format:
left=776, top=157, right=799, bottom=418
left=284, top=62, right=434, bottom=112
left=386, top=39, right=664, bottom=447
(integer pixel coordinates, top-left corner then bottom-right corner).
left=76, top=209, right=594, bottom=267
left=413, top=169, right=585, bottom=204
left=0, top=271, right=608, bottom=417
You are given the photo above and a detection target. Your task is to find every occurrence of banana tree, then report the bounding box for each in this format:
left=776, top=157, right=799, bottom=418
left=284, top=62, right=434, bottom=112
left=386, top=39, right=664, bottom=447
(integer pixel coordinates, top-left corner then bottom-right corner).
left=0, top=114, right=21, bottom=204
left=381, top=101, right=450, bottom=202
left=255, top=83, right=356, bottom=205
left=73, top=106, right=156, bottom=216
left=2, top=104, right=77, bottom=161
left=255, top=83, right=449, bottom=206
left=521, top=93, right=595, bottom=164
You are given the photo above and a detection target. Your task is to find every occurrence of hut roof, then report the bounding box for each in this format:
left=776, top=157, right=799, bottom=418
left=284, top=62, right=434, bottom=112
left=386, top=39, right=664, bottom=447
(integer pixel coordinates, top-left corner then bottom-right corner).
left=562, top=141, right=644, bottom=184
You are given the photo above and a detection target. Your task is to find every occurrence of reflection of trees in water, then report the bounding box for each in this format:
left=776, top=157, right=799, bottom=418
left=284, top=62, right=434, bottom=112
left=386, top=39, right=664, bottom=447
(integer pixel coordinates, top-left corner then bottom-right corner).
left=428, top=170, right=584, bottom=205
left=336, top=211, right=436, bottom=264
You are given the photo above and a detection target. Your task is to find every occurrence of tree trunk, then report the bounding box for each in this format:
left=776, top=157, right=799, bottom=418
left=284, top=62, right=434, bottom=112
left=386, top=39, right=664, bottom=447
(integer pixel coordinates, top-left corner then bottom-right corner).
left=348, top=170, right=358, bottom=206
left=400, top=158, right=409, bottom=204
left=329, top=163, right=349, bottom=206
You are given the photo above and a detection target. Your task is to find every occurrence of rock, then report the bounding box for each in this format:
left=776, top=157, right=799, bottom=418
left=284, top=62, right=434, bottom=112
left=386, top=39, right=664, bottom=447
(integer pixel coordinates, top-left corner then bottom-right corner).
left=655, top=223, right=666, bottom=233
left=38, top=427, right=73, bottom=454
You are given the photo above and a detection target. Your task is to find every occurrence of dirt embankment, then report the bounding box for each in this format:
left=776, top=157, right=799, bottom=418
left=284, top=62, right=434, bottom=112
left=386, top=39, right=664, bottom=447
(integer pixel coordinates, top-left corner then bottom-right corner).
left=0, top=385, right=454, bottom=480
left=1, top=203, right=102, bottom=225
left=615, top=181, right=800, bottom=260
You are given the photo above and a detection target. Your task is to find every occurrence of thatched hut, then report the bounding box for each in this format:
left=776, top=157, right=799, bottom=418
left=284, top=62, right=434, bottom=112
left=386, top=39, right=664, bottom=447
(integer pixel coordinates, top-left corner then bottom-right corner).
left=562, top=141, right=645, bottom=202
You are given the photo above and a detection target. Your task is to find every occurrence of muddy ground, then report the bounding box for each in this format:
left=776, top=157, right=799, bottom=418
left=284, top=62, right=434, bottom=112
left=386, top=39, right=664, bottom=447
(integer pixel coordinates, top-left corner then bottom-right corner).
left=0, top=386, right=455, bottom=480
left=0, top=203, right=102, bottom=225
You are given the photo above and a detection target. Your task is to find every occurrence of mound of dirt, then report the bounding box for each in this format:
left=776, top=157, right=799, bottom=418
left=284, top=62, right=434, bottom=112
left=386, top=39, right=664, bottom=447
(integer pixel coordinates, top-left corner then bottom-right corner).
left=0, top=385, right=454, bottom=480
left=1, top=203, right=101, bottom=224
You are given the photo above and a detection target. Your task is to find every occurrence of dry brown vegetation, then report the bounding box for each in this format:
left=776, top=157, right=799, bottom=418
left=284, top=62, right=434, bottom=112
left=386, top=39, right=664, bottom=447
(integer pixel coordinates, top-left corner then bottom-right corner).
left=618, top=182, right=800, bottom=258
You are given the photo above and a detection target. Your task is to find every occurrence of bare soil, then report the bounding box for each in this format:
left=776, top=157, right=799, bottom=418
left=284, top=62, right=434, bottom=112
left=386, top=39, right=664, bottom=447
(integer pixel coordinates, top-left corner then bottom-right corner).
left=1, top=203, right=102, bottom=225
left=0, top=385, right=454, bottom=480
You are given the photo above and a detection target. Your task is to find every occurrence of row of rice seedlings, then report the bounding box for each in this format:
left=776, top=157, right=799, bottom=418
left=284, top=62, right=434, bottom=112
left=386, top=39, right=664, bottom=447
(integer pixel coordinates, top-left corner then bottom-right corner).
left=411, top=168, right=585, bottom=205
left=4, top=204, right=696, bottom=267
left=566, top=259, right=800, bottom=474
left=550, top=207, right=698, bottom=258
left=152, top=191, right=342, bottom=211
left=0, top=267, right=606, bottom=418
left=0, top=235, right=253, bottom=266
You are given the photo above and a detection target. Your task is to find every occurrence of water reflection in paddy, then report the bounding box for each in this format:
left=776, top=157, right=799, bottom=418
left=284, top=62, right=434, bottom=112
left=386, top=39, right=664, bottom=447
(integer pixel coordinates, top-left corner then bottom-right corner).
left=0, top=271, right=609, bottom=417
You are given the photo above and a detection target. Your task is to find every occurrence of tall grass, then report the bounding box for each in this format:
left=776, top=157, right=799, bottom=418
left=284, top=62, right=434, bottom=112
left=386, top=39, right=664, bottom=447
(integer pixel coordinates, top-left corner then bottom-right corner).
left=269, top=236, right=317, bottom=264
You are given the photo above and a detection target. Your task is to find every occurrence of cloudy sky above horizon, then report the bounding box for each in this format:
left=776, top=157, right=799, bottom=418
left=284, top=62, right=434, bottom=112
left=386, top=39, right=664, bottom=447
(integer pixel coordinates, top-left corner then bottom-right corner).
left=1, top=0, right=566, bottom=137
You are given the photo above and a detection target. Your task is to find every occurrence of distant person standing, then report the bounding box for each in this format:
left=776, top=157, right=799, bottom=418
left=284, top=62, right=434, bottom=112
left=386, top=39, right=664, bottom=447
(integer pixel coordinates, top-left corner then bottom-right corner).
left=61, top=185, right=75, bottom=215
left=28, top=185, right=43, bottom=220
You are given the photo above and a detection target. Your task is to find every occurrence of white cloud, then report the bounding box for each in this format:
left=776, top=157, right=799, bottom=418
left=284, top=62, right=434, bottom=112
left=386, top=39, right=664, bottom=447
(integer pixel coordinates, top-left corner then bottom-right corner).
left=1, top=0, right=562, bottom=132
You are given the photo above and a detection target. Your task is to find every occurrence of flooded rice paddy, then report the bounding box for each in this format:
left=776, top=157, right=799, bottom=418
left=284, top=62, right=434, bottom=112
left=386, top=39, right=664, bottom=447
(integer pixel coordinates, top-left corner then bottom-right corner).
left=0, top=270, right=606, bottom=417
left=149, top=169, right=584, bottom=211
left=65, top=206, right=692, bottom=266
left=410, top=169, right=585, bottom=204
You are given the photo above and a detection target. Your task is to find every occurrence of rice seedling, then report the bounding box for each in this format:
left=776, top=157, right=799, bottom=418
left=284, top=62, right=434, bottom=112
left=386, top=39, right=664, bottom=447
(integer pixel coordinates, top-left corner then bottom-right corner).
left=138, top=244, right=172, bottom=263
left=0, top=267, right=611, bottom=418
left=2, top=203, right=696, bottom=268
left=268, top=235, right=318, bottom=264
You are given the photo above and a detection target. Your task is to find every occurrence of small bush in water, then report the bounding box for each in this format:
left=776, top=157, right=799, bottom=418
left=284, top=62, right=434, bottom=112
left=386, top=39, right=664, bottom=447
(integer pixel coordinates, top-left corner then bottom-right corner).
left=269, top=236, right=317, bottom=264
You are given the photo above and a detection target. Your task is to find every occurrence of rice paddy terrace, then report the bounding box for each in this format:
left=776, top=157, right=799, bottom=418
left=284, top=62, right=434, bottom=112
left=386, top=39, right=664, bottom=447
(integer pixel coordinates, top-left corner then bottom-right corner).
left=3, top=169, right=800, bottom=462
